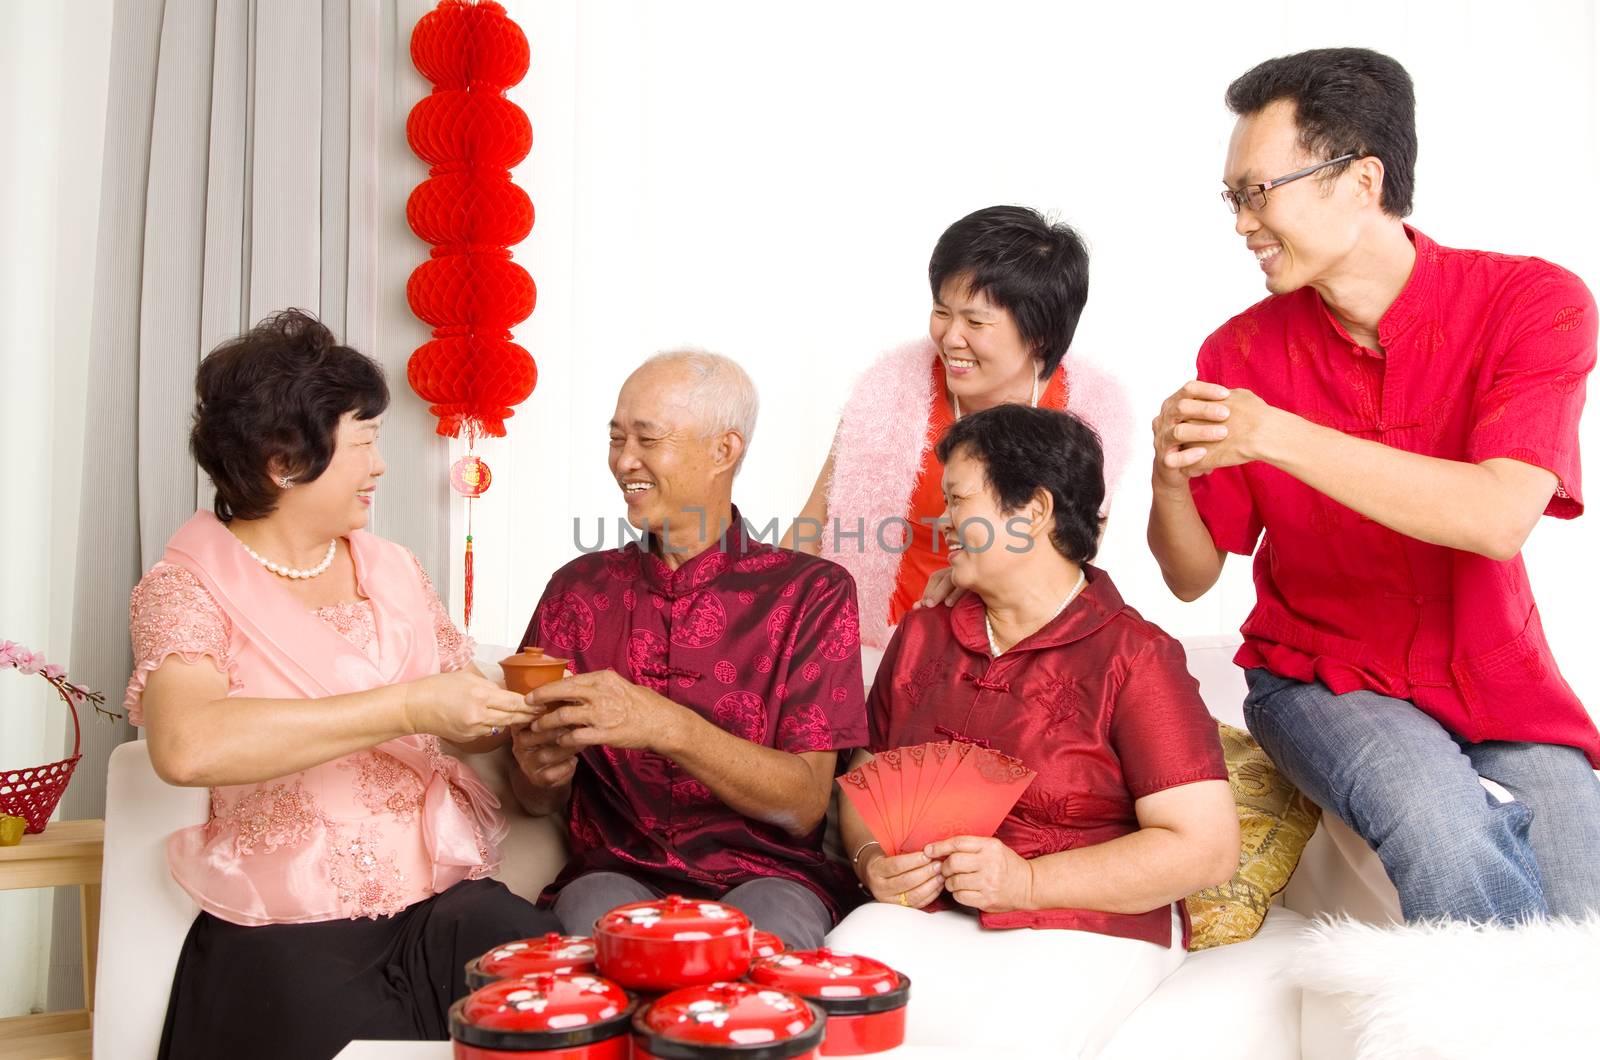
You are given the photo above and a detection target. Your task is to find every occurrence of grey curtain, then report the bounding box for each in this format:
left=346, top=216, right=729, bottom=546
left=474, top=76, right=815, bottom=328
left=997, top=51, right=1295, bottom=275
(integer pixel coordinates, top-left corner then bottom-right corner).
left=52, top=0, right=442, bottom=1010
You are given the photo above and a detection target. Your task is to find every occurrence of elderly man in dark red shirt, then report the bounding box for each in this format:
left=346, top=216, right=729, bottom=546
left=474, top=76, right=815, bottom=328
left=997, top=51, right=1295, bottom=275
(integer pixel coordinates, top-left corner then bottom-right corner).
left=1150, top=47, right=1600, bottom=922
left=510, top=351, right=867, bottom=947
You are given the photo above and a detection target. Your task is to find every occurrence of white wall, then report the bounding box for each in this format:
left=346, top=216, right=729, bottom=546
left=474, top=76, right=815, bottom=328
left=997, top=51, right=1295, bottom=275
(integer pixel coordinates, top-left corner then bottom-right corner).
left=0, top=0, right=112, bottom=1019
left=0, top=0, right=1592, bottom=1021
left=459, top=0, right=1598, bottom=715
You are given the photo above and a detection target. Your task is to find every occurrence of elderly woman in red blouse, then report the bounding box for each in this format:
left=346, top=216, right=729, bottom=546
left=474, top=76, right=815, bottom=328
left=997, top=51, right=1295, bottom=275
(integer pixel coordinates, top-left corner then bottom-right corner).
left=828, top=404, right=1239, bottom=1056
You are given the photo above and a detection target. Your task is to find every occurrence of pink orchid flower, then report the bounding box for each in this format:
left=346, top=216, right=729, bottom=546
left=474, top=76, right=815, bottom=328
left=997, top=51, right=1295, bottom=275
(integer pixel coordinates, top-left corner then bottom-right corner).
left=0, top=641, right=19, bottom=667
left=43, top=664, right=67, bottom=681
left=15, top=651, right=46, bottom=676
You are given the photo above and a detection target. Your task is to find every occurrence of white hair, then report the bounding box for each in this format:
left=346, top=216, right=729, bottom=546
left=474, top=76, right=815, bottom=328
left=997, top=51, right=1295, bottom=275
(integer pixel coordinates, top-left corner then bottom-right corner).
left=643, top=348, right=759, bottom=474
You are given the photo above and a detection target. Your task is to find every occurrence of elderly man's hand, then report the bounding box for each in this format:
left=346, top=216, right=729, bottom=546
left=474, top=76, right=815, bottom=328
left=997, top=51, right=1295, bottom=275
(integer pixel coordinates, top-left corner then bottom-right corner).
left=528, top=669, right=690, bottom=754
left=510, top=723, right=579, bottom=789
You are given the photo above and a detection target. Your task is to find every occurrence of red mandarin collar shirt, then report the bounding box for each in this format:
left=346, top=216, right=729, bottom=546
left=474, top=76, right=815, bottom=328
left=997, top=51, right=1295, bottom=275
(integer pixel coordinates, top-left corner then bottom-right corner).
left=521, top=507, right=868, bottom=919
left=1190, top=227, right=1598, bottom=763
left=869, top=566, right=1227, bottom=947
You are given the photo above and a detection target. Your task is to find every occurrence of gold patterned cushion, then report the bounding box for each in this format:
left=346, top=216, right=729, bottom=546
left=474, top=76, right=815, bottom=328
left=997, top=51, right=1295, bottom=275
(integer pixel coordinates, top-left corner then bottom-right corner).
left=1184, top=723, right=1321, bottom=950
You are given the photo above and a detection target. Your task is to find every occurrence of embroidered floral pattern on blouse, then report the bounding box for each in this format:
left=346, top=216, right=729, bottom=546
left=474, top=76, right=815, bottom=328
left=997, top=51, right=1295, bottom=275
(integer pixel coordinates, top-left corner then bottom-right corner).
left=326, top=822, right=409, bottom=920
left=340, top=750, right=426, bottom=823
left=126, top=555, right=474, bottom=726
left=212, top=781, right=322, bottom=856
left=125, top=564, right=240, bottom=722
left=412, top=553, right=476, bottom=671
left=130, top=564, right=230, bottom=666
left=311, top=600, right=378, bottom=652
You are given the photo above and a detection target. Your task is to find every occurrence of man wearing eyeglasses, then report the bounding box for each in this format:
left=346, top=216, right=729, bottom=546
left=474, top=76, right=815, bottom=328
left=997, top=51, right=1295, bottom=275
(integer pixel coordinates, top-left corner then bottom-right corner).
left=1148, top=47, right=1599, bottom=923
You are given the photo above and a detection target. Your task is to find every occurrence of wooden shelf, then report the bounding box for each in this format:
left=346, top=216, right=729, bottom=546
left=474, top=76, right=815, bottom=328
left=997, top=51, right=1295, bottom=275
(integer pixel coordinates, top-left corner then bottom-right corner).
left=0, top=1010, right=91, bottom=1059
left=0, top=820, right=103, bottom=1059
left=0, top=821, right=104, bottom=889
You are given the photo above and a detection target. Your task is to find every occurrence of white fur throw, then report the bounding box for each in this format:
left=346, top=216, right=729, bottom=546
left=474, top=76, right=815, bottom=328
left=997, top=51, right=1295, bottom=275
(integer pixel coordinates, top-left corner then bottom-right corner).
left=1289, top=914, right=1600, bottom=1059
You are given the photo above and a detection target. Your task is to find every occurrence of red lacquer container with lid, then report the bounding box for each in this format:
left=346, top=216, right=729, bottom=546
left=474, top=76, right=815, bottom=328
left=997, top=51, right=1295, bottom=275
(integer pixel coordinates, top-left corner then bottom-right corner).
left=448, top=972, right=636, bottom=1059
left=748, top=949, right=910, bottom=1055
left=466, top=934, right=598, bottom=991
left=751, top=930, right=786, bottom=960
left=593, top=896, right=753, bottom=992
left=632, top=981, right=826, bottom=1060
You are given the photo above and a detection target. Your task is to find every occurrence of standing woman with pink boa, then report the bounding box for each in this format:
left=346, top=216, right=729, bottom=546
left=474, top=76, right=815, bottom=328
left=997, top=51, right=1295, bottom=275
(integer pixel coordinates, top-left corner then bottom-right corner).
left=785, top=206, right=1130, bottom=661
left=127, top=310, right=556, bottom=1059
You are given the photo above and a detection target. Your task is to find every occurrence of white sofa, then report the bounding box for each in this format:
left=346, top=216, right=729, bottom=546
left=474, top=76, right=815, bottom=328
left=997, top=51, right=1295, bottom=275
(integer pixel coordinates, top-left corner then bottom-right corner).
left=94, top=635, right=1402, bottom=1059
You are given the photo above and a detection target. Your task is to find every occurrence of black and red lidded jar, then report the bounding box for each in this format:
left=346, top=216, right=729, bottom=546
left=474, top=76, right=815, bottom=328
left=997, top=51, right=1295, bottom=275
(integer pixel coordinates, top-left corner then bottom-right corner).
left=593, top=896, right=753, bottom=993
left=466, top=934, right=598, bottom=991
left=448, top=972, right=636, bottom=1059
left=633, top=981, right=826, bottom=1060
left=751, top=930, right=786, bottom=960
left=748, top=949, right=910, bottom=1055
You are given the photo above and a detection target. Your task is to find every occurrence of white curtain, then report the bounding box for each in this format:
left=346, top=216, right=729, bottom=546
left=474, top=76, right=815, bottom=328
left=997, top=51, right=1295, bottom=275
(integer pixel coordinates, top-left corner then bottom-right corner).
left=0, top=0, right=113, bottom=1022
left=44, top=0, right=444, bottom=1012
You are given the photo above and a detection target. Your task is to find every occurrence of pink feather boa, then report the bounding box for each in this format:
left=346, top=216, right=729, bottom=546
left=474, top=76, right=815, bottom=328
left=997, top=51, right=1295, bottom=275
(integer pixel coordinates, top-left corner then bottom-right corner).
left=822, top=338, right=1132, bottom=649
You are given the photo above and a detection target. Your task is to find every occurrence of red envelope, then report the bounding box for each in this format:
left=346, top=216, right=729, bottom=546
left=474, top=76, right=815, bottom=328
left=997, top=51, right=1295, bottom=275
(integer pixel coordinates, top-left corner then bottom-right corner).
left=903, top=743, right=1035, bottom=854
left=837, top=741, right=1036, bottom=858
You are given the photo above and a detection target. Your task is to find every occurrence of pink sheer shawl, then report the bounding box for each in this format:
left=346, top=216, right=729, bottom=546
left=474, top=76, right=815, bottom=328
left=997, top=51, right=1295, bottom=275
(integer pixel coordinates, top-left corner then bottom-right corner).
left=154, top=511, right=506, bottom=925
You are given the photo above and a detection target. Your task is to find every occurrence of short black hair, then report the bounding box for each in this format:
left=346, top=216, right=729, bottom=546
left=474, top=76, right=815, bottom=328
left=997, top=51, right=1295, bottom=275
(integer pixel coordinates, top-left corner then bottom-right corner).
left=935, top=404, right=1103, bottom=564
left=927, top=205, right=1090, bottom=380
left=1226, top=47, right=1417, bottom=218
left=191, top=309, right=389, bottom=522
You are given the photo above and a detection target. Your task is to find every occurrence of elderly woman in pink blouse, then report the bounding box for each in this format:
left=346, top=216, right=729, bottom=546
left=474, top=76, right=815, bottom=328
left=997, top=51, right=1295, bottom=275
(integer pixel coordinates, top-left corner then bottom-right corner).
left=126, top=310, right=555, bottom=1060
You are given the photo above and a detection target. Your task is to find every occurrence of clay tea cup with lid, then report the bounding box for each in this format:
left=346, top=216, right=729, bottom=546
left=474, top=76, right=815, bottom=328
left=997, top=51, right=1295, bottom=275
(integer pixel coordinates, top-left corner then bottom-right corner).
left=499, top=647, right=573, bottom=697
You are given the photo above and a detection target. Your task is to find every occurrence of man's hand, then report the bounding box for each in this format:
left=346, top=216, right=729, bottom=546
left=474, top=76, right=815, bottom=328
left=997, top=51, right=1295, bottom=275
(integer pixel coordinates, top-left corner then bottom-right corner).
left=925, top=835, right=1035, bottom=913
left=1152, top=380, right=1233, bottom=484
left=1179, top=387, right=1284, bottom=473
left=529, top=669, right=689, bottom=754
left=510, top=723, right=579, bottom=789
left=1157, top=382, right=1292, bottom=479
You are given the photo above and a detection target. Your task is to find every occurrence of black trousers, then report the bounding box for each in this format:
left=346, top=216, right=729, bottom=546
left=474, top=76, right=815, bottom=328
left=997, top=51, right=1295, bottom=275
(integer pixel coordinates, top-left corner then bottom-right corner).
left=158, top=878, right=559, bottom=1060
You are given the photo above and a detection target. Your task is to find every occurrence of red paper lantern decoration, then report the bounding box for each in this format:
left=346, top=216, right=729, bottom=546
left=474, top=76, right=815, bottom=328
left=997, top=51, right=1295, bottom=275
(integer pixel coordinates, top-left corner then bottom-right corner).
left=406, top=90, right=532, bottom=171
left=406, top=254, right=536, bottom=332
left=408, top=335, right=538, bottom=439
left=405, top=0, right=538, bottom=630
left=405, top=0, right=537, bottom=443
left=407, top=172, right=533, bottom=247
left=411, top=2, right=530, bottom=89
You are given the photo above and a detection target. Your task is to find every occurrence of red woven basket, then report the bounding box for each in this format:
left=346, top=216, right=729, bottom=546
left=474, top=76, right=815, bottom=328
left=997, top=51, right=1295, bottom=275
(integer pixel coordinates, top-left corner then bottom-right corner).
left=1, top=672, right=84, bottom=835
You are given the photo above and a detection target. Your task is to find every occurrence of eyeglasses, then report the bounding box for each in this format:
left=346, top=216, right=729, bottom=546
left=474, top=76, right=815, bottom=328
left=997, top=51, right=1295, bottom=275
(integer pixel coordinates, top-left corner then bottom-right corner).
left=1220, top=154, right=1357, bottom=214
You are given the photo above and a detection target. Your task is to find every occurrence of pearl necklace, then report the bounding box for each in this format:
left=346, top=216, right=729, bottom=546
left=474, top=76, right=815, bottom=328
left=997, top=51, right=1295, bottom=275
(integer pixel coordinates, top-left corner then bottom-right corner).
left=237, top=537, right=337, bottom=580
left=986, top=570, right=1087, bottom=657
left=952, top=370, right=1039, bottom=420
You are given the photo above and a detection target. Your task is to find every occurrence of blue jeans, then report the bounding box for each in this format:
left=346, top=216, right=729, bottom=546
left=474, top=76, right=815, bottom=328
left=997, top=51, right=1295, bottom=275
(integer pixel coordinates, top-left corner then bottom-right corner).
left=1243, top=668, right=1600, bottom=922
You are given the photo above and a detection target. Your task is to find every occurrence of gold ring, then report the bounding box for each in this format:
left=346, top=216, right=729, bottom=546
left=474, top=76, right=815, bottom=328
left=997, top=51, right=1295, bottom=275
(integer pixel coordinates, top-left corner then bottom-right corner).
left=896, top=892, right=908, bottom=907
